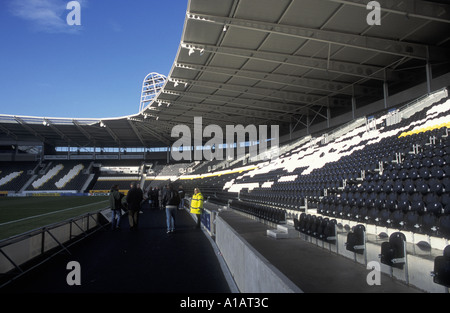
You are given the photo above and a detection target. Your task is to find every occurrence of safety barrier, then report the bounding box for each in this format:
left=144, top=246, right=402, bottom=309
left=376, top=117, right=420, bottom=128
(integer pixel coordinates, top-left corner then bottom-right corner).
left=0, top=209, right=109, bottom=288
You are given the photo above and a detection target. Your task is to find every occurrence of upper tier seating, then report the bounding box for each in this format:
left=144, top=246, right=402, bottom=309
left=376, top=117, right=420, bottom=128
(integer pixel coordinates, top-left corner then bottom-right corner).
left=187, top=89, right=450, bottom=242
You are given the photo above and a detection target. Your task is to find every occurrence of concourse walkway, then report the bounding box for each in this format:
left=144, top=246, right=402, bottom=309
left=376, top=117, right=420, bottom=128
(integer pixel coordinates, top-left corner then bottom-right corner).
left=1, top=204, right=427, bottom=295
left=1, top=208, right=232, bottom=294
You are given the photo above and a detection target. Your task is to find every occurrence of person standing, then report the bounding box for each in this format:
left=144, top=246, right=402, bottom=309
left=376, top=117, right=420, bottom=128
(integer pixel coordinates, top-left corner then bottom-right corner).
left=178, top=185, right=185, bottom=210
left=152, top=187, right=159, bottom=210
left=163, top=184, right=180, bottom=234
left=126, top=182, right=143, bottom=231
left=190, top=188, right=204, bottom=229
left=158, top=186, right=163, bottom=210
left=109, top=184, right=122, bottom=230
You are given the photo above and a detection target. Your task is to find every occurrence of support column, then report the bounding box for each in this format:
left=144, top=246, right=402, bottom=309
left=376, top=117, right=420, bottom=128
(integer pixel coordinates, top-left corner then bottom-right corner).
left=383, top=82, right=389, bottom=109
left=352, top=96, right=356, bottom=120
left=306, top=114, right=310, bottom=135
left=289, top=122, right=293, bottom=141
left=327, top=106, right=331, bottom=129
left=426, top=62, right=432, bottom=94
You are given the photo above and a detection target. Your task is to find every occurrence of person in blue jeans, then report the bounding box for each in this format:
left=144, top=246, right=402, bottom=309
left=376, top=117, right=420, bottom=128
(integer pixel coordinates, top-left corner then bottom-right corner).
left=163, top=184, right=180, bottom=233
left=109, top=184, right=122, bottom=230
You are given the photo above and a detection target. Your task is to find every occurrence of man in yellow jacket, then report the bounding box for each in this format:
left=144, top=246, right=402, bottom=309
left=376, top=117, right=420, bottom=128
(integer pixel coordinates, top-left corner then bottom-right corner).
left=190, top=188, right=203, bottom=228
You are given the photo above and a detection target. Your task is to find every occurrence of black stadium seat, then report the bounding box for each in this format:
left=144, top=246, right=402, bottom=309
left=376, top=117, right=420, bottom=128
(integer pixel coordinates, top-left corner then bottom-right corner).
left=346, top=224, right=366, bottom=254
left=439, top=215, right=450, bottom=239
left=380, top=232, right=407, bottom=269
left=320, top=219, right=337, bottom=244
left=431, top=245, right=450, bottom=288
left=404, top=211, right=421, bottom=232
left=421, top=213, right=439, bottom=236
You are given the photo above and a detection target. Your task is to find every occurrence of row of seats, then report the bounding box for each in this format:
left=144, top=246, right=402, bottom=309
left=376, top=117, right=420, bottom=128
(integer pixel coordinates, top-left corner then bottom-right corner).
left=319, top=204, right=450, bottom=238
left=343, top=176, right=450, bottom=195
left=240, top=189, right=304, bottom=210
left=322, top=190, right=449, bottom=215
left=293, top=213, right=337, bottom=243
left=345, top=225, right=450, bottom=288
left=229, top=200, right=286, bottom=224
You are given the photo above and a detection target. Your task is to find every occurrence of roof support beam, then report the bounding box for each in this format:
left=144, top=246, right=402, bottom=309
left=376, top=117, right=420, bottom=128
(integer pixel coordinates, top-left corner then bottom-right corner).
left=44, top=119, right=73, bottom=146
left=127, top=119, right=147, bottom=147
left=181, top=42, right=393, bottom=81
left=148, top=103, right=250, bottom=125
left=99, top=121, right=121, bottom=146
left=163, top=81, right=351, bottom=117
left=14, top=116, right=49, bottom=144
left=187, top=12, right=448, bottom=61
left=136, top=122, right=172, bottom=146
left=0, top=124, right=18, bottom=141
left=161, top=89, right=311, bottom=115
left=175, top=62, right=380, bottom=96
left=169, top=76, right=343, bottom=106
left=326, top=0, right=450, bottom=24
left=72, top=119, right=96, bottom=145
left=157, top=100, right=292, bottom=124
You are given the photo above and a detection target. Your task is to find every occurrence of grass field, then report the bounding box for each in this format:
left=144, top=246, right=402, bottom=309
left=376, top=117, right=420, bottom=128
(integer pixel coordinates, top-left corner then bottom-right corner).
left=0, top=196, right=109, bottom=240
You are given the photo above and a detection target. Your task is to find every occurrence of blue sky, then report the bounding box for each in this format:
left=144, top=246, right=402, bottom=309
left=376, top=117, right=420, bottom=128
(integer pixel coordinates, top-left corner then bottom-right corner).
left=0, top=0, right=187, bottom=119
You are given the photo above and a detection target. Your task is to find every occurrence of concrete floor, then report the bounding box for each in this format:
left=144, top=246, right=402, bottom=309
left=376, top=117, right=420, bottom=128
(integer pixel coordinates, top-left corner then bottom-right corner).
left=0, top=209, right=231, bottom=294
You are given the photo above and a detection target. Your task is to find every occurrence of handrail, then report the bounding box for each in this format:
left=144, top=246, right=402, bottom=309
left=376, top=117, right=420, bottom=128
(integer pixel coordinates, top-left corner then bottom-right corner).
left=0, top=208, right=110, bottom=288
left=0, top=207, right=108, bottom=247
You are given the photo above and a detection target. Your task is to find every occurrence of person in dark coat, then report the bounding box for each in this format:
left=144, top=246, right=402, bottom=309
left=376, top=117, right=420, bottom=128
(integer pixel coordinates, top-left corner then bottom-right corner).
left=152, top=187, right=159, bottom=210
left=109, top=184, right=122, bottom=230
left=163, top=184, right=180, bottom=234
left=178, top=185, right=185, bottom=210
left=126, top=182, right=143, bottom=230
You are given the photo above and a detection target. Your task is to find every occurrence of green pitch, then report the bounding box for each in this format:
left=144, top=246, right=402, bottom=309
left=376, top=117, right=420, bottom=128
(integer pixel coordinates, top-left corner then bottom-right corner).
left=0, top=196, right=109, bottom=240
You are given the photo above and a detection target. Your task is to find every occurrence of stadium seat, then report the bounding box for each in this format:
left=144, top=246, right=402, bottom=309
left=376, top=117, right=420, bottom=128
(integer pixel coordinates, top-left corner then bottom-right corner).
left=411, top=193, right=425, bottom=213
left=431, top=245, right=450, bottom=288
left=432, top=156, right=445, bottom=167
left=415, top=179, right=429, bottom=194
left=390, top=210, right=405, bottom=230
left=346, top=224, right=366, bottom=254
left=403, top=179, right=415, bottom=194
left=368, top=207, right=381, bottom=225
left=306, top=215, right=319, bottom=236
left=380, top=232, right=407, bottom=269
left=379, top=209, right=392, bottom=227
left=442, top=194, right=450, bottom=213
left=298, top=213, right=310, bottom=233
left=404, top=211, right=421, bottom=232
left=397, top=193, right=410, bottom=212
left=321, top=219, right=337, bottom=244
left=428, top=178, right=444, bottom=194
left=424, top=193, right=443, bottom=215
left=421, top=213, right=439, bottom=236
left=315, top=217, right=328, bottom=239
left=439, top=215, right=450, bottom=239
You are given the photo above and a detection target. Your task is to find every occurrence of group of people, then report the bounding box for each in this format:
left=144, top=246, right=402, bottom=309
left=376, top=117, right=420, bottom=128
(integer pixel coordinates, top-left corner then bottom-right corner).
left=108, top=183, right=204, bottom=233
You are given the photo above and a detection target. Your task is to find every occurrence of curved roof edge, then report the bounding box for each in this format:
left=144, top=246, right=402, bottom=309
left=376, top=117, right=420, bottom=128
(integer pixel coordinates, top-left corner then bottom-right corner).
left=1, top=0, right=450, bottom=148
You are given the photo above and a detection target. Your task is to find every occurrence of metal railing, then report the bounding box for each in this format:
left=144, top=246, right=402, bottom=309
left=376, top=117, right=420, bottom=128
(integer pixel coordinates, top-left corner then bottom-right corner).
left=0, top=208, right=110, bottom=288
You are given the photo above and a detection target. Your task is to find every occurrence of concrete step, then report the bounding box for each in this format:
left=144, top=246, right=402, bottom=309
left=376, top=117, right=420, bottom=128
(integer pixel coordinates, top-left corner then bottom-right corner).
left=267, top=224, right=298, bottom=239
left=267, top=229, right=289, bottom=239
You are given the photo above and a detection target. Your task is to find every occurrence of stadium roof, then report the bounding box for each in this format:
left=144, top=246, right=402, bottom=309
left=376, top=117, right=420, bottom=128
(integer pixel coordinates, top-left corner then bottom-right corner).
left=1, top=0, right=450, bottom=149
